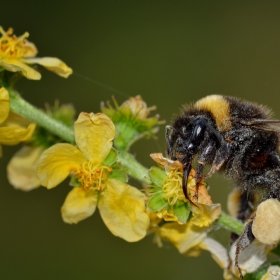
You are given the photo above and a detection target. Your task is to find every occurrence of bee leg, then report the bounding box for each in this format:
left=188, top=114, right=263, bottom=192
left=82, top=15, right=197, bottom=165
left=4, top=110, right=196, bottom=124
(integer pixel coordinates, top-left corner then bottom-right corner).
left=193, top=143, right=216, bottom=198
left=206, top=140, right=231, bottom=178
left=165, top=126, right=175, bottom=159
left=230, top=190, right=256, bottom=245
left=235, top=214, right=256, bottom=279
left=193, top=162, right=204, bottom=199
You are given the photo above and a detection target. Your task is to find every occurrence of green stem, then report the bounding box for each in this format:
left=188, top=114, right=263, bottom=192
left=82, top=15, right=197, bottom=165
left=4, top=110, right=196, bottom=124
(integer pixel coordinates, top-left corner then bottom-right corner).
left=8, top=88, right=75, bottom=143
left=118, top=151, right=150, bottom=184
left=216, top=212, right=244, bottom=235
left=7, top=89, right=245, bottom=235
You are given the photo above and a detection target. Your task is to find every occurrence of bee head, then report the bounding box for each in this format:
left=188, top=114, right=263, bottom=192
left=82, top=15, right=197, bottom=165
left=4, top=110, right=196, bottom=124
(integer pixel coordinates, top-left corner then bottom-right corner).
left=166, top=118, right=207, bottom=165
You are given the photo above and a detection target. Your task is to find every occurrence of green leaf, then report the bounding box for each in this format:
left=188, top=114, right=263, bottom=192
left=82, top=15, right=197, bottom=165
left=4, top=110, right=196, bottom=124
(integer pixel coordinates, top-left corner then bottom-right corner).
left=148, top=167, right=166, bottom=187
left=103, top=148, right=118, bottom=166
left=148, top=192, right=167, bottom=212
left=173, top=200, right=191, bottom=224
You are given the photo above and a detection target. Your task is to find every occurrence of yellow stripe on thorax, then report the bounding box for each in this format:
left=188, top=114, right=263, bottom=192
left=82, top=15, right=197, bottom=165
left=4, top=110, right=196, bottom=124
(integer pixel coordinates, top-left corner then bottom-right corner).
left=194, top=95, right=232, bottom=132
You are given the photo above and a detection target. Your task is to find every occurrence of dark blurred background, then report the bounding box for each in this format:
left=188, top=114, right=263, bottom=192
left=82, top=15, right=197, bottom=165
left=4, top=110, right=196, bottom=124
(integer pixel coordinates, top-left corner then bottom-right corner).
left=1, top=1, right=280, bottom=279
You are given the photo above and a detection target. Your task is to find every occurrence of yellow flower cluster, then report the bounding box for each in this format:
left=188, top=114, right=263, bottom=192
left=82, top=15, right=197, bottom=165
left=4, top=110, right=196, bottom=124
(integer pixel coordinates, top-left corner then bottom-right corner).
left=146, top=153, right=222, bottom=264
left=0, top=26, right=72, bottom=79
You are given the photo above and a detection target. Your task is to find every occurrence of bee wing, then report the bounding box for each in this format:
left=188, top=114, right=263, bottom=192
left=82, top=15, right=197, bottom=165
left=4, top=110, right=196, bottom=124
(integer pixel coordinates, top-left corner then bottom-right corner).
left=237, top=119, right=280, bottom=132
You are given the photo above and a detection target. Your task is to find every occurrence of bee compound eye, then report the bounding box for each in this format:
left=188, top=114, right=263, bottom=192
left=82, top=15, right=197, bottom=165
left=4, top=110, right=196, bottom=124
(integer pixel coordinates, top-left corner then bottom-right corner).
left=191, top=120, right=206, bottom=145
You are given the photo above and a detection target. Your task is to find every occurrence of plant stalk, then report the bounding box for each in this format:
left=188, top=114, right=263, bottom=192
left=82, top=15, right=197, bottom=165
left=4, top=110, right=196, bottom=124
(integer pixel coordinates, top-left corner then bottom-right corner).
left=8, top=88, right=75, bottom=143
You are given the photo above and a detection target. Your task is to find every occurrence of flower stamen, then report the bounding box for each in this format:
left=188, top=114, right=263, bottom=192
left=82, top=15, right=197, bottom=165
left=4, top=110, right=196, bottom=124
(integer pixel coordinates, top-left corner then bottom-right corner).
left=75, top=161, right=112, bottom=191
left=0, top=26, right=32, bottom=59
left=162, top=169, right=186, bottom=205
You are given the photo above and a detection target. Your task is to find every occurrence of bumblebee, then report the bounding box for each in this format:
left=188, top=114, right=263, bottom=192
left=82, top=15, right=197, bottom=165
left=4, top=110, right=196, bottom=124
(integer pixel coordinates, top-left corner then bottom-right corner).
left=166, top=95, right=280, bottom=277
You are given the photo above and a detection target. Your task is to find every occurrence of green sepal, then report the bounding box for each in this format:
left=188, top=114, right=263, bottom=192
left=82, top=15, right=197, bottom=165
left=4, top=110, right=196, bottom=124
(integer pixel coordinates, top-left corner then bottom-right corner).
left=114, top=133, right=127, bottom=150
left=103, top=148, right=118, bottom=166
left=148, top=185, right=162, bottom=193
left=148, top=192, right=167, bottom=212
left=108, top=169, right=128, bottom=183
left=114, top=122, right=140, bottom=151
left=243, top=269, right=265, bottom=280
left=173, top=200, right=191, bottom=224
left=69, top=175, right=82, bottom=187
left=148, top=167, right=166, bottom=187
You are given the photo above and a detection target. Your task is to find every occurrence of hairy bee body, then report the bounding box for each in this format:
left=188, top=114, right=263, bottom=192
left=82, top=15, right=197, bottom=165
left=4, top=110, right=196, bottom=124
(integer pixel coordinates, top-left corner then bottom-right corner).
left=166, top=95, right=280, bottom=277
left=168, top=95, right=280, bottom=201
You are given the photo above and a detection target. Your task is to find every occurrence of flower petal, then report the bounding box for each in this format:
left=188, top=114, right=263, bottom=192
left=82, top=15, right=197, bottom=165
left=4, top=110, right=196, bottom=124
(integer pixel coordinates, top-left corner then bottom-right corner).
left=98, top=179, right=149, bottom=242
left=2, top=111, right=31, bottom=127
left=230, top=240, right=274, bottom=275
left=160, top=222, right=207, bottom=254
left=36, top=143, right=86, bottom=189
left=61, top=187, right=98, bottom=224
left=0, top=58, right=41, bottom=79
left=0, top=87, right=10, bottom=123
left=22, top=57, right=73, bottom=78
left=191, top=203, right=221, bottom=227
left=7, top=146, right=43, bottom=191
left=74, top=113, right=115, bottom=162
left=0, top=123, right=36, bottom=145
left=199, top=237, right=229, bottom=269
left=150, top=153, right=183, bottom=171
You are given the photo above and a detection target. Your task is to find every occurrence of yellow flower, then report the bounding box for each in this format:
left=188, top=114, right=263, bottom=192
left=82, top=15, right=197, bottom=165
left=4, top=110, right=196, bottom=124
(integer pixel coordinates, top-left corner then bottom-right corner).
left=158, top=222, right=231, bottom=276
left=147, top=153, right=221, bottom=225
left=160, top=222, right=208, bottom=255
left=157, top=206, right=221, bottom=256
left=4, top=111, right=39, bottom=190
left=36, top=112, right=149, bottom=242
left=147, top=153, right=221, bottom=262
left=190, top=203, right=221, bottom=227
left=0, top=87, right=35, bottom=154
left=7, top=102, right=76, bottom=191
left=0, top=26, right=72, bottom=80
left=7, top=146, right=43, bottom=191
